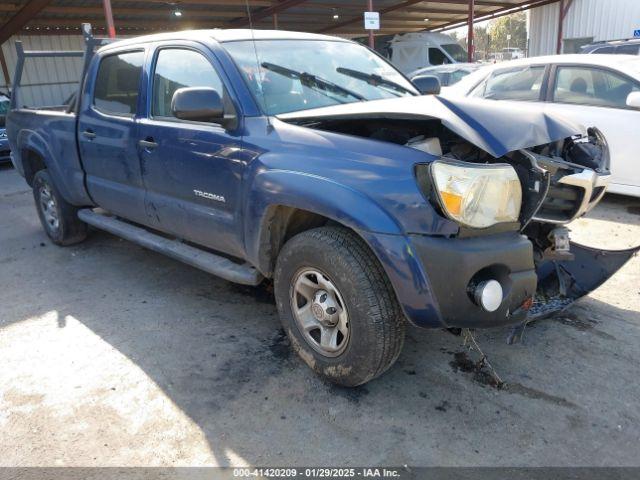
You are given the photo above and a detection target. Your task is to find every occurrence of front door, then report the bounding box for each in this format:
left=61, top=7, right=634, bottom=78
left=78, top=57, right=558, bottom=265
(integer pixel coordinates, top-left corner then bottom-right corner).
left=78, top=49, right=149, bottom=225
left=543, top=64, right=640, bottom=194
left=136, top=45, right=246, bottom=258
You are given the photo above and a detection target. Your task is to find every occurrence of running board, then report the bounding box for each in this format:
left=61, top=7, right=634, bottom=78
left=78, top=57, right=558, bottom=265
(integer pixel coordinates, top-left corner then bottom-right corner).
left=78, top=209, right=263, bottom=286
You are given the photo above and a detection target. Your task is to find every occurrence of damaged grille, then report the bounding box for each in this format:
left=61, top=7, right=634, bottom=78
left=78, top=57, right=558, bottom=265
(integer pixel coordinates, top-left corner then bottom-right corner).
left=533, top=169, right=609, bottom=224
left=536, top=184, right=583, bottom=223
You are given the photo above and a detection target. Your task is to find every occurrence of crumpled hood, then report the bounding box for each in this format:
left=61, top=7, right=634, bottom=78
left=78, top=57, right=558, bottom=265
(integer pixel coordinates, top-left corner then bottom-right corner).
left=277, top=95, right=586, bottom=158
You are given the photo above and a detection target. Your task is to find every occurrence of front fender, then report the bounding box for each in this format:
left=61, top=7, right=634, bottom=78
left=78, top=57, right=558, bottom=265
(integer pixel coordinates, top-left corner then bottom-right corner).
left=245, top=169, right=403, bottom=273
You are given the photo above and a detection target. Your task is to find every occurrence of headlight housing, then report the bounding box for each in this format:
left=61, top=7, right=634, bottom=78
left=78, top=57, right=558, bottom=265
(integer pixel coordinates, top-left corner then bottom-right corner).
left=430, top=160, right=522, bottom=229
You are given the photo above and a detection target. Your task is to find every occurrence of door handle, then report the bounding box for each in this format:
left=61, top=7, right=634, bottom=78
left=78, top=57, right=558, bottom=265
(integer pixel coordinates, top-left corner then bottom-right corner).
left=139, top=138, right=158, bottom=150
left=82, top=129, right=96, bottom=140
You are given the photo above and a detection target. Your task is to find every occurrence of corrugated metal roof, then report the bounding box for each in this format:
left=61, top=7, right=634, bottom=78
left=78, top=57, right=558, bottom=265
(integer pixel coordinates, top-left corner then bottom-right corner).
left=0, top=0, right=558, bottom=36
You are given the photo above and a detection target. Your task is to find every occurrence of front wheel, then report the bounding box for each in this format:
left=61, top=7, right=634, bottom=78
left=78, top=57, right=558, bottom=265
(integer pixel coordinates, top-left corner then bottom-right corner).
left=274, top=226, right=405, bottom=386
left=33, top=170, right=87, bottom=246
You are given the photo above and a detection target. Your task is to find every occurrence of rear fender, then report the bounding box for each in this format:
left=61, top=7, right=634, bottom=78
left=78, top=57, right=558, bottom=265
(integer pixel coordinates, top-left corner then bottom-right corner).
left=16, top=129, right=84, bottom=205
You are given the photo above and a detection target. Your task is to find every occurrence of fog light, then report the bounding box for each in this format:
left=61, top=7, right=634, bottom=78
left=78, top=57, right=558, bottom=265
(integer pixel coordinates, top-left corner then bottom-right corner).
left=474, top=280, right=503, bottom=312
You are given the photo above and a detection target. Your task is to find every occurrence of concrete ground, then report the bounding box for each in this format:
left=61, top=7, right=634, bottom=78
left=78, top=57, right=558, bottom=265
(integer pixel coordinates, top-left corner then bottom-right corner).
left=1, top=164, right=639, bottom=467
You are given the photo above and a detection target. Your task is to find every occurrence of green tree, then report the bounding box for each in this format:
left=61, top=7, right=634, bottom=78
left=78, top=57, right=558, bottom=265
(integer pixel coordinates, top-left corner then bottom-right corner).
left=488, top=12, right=527, bottom=52
left=458, top=26, right=490, bottom=60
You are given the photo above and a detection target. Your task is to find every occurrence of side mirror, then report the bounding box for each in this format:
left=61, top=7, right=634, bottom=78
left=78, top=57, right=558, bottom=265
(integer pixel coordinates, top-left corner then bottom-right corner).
left=412, top=75, right=441, bottom=95
left=171, top=87, right=224, bottom=123
left=626, top=91, right=640, bottom=109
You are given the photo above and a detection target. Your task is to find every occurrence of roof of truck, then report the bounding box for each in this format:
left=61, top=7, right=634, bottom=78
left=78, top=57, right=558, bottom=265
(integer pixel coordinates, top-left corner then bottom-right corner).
left=99, top=29, right=349, bottom=52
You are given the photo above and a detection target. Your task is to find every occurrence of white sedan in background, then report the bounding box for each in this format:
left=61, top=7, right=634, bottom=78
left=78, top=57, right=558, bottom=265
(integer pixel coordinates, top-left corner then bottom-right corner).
left=442, top=54, right=640, bottom=197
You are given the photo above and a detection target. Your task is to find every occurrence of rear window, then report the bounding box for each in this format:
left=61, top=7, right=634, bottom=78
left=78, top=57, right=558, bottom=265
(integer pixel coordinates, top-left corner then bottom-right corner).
left=93, top=51, right=144, bottom=116
left=482, top=66, right=545, bottom=101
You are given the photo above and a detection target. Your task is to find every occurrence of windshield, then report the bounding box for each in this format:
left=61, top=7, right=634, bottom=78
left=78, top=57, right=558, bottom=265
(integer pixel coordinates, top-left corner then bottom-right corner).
left=442, top=44, right=468, bottom=63
left=223, top=40, right=417, bottom=115
left=448, top=69, right=474, bottom=85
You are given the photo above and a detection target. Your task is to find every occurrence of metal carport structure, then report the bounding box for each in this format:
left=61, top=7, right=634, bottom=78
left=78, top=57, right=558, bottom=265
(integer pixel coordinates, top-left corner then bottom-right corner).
left=0, top=0, right=566, bottom=87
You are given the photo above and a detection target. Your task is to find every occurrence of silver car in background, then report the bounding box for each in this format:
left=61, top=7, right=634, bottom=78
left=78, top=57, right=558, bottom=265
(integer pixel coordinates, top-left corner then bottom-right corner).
left=408, top=63, right=482, bottom=86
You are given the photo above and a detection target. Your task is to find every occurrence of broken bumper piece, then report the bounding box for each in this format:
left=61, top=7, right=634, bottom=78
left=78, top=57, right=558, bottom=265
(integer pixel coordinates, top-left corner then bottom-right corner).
left=508, top=242, right=640, bottom=343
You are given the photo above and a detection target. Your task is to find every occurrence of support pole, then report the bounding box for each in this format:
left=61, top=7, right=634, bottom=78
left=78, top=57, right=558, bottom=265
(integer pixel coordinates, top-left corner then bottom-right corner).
left=273, top=13, right=279, bottom=29
left=556, top=0, right=574, bottom=54
left=556, top=0, right=564, bottom=53
left=102, top=0, right=116, bottom=38
left=367, top=0, right=374, bottom=49
left=467, top=0, right=474, bottom=62
left=0, top=47, right=10, bottom=88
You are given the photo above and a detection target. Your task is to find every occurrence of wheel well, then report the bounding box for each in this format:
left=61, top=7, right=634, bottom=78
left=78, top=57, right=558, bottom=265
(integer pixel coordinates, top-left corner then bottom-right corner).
left=22, top=149, right=46, bottom=186
left=258, top=206, right=333, bottom=277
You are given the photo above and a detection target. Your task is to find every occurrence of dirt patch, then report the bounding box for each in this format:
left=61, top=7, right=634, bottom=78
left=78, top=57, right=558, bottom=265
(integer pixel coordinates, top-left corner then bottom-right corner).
left=3, top=390, right=45, bottom=407
left=506, top=383, right=577, bottom=409
left=328, top=384, right=369, bottom=404
left=228, top=282, right=275, bottom=304
left=556, top=313, right=616, bottom=340
left=449, top=352, right=576, bottom=409
left=269, top=328, right=291, bottom=361
left=626, top=205, right=640, bottom=215
left=449, top=351, right=503, bottom=388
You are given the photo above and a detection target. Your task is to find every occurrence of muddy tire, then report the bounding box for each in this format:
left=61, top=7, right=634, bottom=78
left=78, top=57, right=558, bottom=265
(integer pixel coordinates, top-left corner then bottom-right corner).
left=274, top=226, right=405, bottom=386
left=33, top=170, right=87, bottom=246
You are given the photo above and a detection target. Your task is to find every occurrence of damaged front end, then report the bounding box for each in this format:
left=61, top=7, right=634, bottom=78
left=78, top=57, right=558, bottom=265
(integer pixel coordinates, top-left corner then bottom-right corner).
left=513, top=129, right=638, bottom=331
left=280, top=96, right=639, bottom=329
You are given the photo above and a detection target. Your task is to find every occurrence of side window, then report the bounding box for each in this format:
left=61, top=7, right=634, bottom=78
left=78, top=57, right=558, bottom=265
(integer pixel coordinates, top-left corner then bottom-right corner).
left=94, top=51, right=144, bottom=116
left=553, top=66, right=640, bottom=108
left=617, top=44, right=640, bottom=55
left=428, top=48, right=448, bottom=66
left=483, top=66, right=545, bottom=101
left=592, top=46, right=615, bottom=54
left=152, top=48, right=225, bottom=118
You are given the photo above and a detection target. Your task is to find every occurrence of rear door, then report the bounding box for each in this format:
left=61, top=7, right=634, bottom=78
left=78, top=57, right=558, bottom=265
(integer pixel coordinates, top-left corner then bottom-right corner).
left=136, top=43, right=247, bottom=258
left=543, top=64, right=640, bottom=193
left=78, top=49, right=148, bottom=224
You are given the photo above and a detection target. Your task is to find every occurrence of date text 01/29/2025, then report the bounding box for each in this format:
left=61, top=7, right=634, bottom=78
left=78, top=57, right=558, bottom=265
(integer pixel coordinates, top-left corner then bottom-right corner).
left=232, top=467, right=402, bottom=478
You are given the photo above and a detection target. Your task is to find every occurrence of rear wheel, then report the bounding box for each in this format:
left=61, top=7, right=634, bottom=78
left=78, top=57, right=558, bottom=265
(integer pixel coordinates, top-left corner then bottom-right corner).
left=274, top=226, right=405, bottom=386
left=33, top=170, right=87, bottom=246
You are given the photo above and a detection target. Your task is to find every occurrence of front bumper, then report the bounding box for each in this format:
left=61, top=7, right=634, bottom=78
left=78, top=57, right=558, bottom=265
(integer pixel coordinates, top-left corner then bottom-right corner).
left=362, top=230, right=638, bottom=330
left=361, top=230, right=537, bottom=329
left=409, top=232, right=537, bottom=328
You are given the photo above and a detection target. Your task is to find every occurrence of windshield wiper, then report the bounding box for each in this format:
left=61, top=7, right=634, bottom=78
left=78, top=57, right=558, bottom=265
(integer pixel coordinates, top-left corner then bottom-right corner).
left=261, top=62, right=366, bottom=102
left=336, top=67, right=417, bottom=96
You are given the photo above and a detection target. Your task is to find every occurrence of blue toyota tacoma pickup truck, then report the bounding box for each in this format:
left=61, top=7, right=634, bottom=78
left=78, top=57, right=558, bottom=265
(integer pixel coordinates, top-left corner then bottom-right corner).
left=6, top=29, right=637, bottom=386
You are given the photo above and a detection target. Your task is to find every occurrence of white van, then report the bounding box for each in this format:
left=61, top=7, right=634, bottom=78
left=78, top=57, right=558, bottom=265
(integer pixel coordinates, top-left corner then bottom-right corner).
left=389, top=32, right=468, bottom=75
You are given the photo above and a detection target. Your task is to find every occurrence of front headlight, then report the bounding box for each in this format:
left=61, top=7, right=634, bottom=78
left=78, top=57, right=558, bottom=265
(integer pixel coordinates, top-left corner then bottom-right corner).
left=430, top=160, right=522, bottom=228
